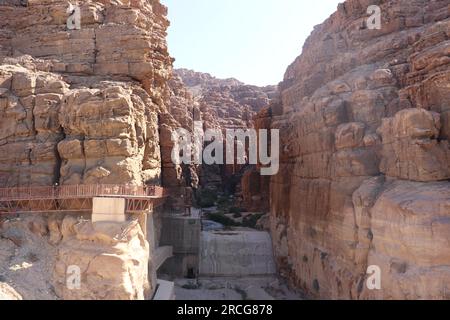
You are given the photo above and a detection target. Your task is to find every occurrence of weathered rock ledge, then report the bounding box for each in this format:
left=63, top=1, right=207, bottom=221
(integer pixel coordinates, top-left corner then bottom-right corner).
left=263, top=0, right=450, bottom=299
left=0, top=0, right=175, bottom=300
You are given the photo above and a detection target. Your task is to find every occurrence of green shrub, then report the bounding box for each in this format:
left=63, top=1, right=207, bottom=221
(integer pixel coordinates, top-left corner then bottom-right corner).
left=230, top=207, right=242, bottom=214
left=198, top=189, right=218, bottom=208
left=216, top=195, right=231, bottom=210
left=234, top=287, right=248, bottom=300
left=242, top=213, right=265, bottom=229
left=207, top=213, right=239, bottom=227
left=181, top=282, right=200, bottom=290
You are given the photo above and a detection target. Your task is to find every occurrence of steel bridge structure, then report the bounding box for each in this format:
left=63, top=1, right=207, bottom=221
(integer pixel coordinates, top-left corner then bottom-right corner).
left=0, top=184, right=168, bottom=214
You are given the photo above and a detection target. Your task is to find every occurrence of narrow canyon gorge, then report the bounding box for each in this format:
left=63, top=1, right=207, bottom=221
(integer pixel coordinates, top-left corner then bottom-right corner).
left=0, top=0, right=449, bottom=300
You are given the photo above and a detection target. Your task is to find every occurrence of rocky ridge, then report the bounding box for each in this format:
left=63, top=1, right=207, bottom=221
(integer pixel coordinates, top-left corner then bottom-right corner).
left=175, top=68, right=277, bottom=130
left=0, top=0, right=184, bottom=300
left=0, top=0, right=176, bottom=187
left=261, top=0, right=450, bottom=299
left=174, top=68, right=276, bottom=209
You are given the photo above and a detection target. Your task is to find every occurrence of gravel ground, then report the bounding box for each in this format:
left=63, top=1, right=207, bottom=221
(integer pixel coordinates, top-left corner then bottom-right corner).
left=172, top=276, right=305, bottom=300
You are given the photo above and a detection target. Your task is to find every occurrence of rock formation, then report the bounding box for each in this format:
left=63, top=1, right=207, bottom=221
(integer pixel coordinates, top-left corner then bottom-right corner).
left=0, top=215, right=58, bottom=300
left=176, top=68, right=277, bottom=130
left=0, top=282, right=22, bottom=300
left=262, top=0, right=450, bottom=299
left=1, top=0, right=449, bottom=301
left=0, top=0, right=174, bottom=187
left=0, top=214, right=150, bottom=300
left=53, top=216, right=150, bottom=300
left=0, top=0, right=179, bottom=300
left=175, top=69, right=275, bottom=210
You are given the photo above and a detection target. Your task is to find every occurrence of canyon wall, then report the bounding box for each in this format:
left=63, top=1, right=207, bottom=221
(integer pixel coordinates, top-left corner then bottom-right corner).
left=175, top=69, right=275, bottom=210
left=0, top=214, right=150, bottom=300
left=176, top=68, right=277, bottom=130
left=0, top=0, right=174, bottom=187
left=266, top=0, right=450, bottom=299
left=0, top=0, right=181, bottom=299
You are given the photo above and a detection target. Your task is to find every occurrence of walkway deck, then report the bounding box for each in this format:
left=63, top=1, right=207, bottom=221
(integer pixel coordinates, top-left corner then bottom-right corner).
left=0, top=184, right=168, bottom=214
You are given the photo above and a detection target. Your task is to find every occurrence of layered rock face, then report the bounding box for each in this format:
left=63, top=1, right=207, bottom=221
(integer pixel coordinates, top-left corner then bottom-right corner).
left=0, top=0, right=175, bottom=299
left=237, top=167, right=270, bottom=212
left=53, top=217, right=150, bottom=300
left=266, top=0, right=450, bottom=299
left=0, top=0, right=172, bottom=187
left=0, top=215, right=150, bottom=300
left=176, top=68, right=277, bottom=130
left=158, top=74, right=201, bottom=210
left=0, top=283, right=22, bottom=300
left=175, top=69, right=275, bottom=208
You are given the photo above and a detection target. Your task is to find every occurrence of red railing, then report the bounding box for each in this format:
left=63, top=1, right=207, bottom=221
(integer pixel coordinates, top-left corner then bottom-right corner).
left=0, top=184, right=167, bottom=201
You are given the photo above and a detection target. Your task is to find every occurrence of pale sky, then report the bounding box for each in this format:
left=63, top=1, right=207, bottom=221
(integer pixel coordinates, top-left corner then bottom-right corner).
left=162, top=0, right=343, bottom=86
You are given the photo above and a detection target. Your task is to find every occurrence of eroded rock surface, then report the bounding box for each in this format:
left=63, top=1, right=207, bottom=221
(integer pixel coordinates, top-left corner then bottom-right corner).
left=53, top=216, right=150, bottom=300
left=175, top=68, right=277, bottom=130
left=263, top=0, right=450, bottom=299
left=0, top=215, right=58, bottom=300
left=0, top=0, right=173, bottom=187
left=0, top=0, right=175, bottom=300
left=175, top=69, right=276, bottom=206
left=0, top=282, right=22, bottom=300
left=0, top=214, right=150, bottom=300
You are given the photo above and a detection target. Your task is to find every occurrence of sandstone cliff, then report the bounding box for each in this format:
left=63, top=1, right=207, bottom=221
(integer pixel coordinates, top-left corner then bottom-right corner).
left=0, top=0, right=177, bottom=300
left=0, top=214, right=150, bottom=300
left=263, top=0, right=450, bottom=299
left=175, top=68, right=275, bottom=209
left=0, top=0, right=174, bottom=187
left=176, top=68, right=277, bottom=130
left=0, top=282, right=22, bottom=300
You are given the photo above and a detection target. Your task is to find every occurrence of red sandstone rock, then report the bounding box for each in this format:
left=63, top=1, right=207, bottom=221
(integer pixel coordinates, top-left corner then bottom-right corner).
left=0, top=0, right=175, bottom=300
left=264, top=0, right=450, bottom=299
left=175, top=68, right=277, bottom=130
left=174, top=69, right=276, bottom=202
left=0, top=0, right=173, bottom=188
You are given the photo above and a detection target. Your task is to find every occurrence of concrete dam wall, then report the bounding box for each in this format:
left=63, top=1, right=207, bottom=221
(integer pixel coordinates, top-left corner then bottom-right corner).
left=199, top=231, right=277, bottom=277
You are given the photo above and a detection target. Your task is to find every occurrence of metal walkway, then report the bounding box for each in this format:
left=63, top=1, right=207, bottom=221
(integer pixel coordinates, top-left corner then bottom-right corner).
left=0, top=184, right=168, bottom=214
